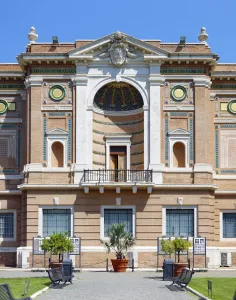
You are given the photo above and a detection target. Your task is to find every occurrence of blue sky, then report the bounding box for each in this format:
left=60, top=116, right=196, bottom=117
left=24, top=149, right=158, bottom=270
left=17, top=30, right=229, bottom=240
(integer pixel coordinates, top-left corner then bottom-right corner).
left=1, top=0, right=236, bottom=63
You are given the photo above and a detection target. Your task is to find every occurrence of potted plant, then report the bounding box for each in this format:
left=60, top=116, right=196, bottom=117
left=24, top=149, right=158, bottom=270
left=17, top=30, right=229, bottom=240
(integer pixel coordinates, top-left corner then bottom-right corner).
left=161, top=237, right=191, bottom=276
left=41, top=232, right=74, bottom=269
left=100, top=223, right=135, bottom=272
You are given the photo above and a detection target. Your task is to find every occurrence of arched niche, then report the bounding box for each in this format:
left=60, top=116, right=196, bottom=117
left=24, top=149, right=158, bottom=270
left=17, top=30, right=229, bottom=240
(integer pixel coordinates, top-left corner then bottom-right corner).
left=173, top=142, right=185, bottom=168
left=51, top=141, right=64, bottom=168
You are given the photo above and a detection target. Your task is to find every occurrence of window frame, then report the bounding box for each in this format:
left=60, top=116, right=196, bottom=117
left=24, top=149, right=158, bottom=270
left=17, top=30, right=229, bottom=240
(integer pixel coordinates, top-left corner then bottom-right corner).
left=162, top=206, right=197, bottom=237
left=38, top=206, right=74, bottom=237
left=100, top=205, right=136, bottom=240
left=220, top=211, right=236, bottom=242
left=0, top=210, right=16, bottom=242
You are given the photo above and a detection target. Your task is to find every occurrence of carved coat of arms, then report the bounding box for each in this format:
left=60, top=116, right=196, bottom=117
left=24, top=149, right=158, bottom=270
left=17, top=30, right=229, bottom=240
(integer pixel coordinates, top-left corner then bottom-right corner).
left=100, top=31, right=136, bottom=66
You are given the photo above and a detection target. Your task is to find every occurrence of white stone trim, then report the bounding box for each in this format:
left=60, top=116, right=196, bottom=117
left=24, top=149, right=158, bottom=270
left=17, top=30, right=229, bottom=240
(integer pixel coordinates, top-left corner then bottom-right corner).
left=220, top=210, right=236, bottom=242
left=162, top=206, right=198, bottom=237
left=0, top=190, right=21, bottom=195
left=38, top=206, right=74, bottom=237
left=100, top=205, right=136, bottom=240
left=164, top=167, right=193, bottom=173
left=105, top=135, right=132, bottom=170
left=215, top=190, right=236, bottom=194
left=0, top=118, right=22, bottom=124
left=41, top=105, right=72, bottom=111
left=163, top=105, right=195, bottom=111
left=0, top=210, right=17, bottom=242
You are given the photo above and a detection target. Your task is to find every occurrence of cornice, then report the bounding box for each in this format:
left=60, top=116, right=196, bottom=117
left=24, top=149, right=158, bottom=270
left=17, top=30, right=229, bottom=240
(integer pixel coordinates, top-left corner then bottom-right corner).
left=193, top=77, right=212, bottom=88
left=163, top=105, right=194, bottom=111
left=25, top=76, right=43, bottom=87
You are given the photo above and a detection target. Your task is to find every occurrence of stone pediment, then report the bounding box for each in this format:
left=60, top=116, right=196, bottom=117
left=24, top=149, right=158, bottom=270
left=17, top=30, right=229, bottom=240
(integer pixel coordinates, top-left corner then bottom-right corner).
left=46, top=128, right=68, bottom=136
left=68, top=31, right=169, bottom=64
left=168, top=128, right=190, bottom=136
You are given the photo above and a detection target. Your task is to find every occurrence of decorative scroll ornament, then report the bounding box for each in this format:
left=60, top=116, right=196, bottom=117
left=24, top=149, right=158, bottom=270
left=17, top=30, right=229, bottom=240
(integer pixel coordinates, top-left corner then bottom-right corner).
left=99, top=31, right=137, bottom=66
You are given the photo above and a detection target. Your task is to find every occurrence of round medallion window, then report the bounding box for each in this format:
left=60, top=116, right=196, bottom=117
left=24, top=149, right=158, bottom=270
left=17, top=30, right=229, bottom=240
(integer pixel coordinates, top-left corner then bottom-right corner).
left=94, top=82, right=143, bottom=111
left=49, top=85, right=65, bottom=101
left=0, top=100, right=8, bottom=114
left=228, top=100, right=236, bottom=114
left=171, top=85, right=187, bottom=101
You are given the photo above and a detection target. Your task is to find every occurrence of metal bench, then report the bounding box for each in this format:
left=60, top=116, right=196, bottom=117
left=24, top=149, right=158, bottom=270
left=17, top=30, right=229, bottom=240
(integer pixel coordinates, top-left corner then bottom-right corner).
left=47, top=266, right=73, bottom=285
left=0, top=284, right=31, bottom=300
left=171, top=268, right=194, bottom=288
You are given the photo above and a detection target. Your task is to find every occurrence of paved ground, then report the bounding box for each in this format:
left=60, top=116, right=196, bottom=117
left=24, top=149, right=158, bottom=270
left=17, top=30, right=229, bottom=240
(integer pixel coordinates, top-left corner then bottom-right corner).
left=37, top=272, right=197, bottom=300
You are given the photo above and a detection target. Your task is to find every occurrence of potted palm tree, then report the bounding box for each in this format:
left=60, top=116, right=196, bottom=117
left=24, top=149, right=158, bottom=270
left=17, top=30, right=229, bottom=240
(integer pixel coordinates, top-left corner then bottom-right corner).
left=41, top=232, right=74, bottom=268
left=161, top=237, right=191, bottom=276
left=100, top=223, right=135, bottom=272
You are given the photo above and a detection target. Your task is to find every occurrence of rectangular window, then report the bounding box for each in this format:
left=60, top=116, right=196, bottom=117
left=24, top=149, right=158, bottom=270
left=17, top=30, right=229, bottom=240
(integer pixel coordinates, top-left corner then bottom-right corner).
left=0, top=213, right=14, bottom=238
left=166, top=209, right=194, bottom=237
left=43, top=209, right=71, bottom=237
left=223, top=213, right=236, bottom=238
left=104, top=209, right=132, bottom=237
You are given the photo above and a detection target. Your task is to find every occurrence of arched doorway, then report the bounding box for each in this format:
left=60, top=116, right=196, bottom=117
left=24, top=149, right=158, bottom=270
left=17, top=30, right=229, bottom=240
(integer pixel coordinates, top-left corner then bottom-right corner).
left=51, top=141, right=64, bottom=167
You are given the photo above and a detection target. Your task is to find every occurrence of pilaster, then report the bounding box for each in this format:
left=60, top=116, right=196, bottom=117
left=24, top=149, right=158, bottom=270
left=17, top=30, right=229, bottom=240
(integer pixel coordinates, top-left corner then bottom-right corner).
left=148, top=64, right=165, bottom=183
left=73, top=65, right=88, bottom=183
left=193, top=77, right=213, bottom=183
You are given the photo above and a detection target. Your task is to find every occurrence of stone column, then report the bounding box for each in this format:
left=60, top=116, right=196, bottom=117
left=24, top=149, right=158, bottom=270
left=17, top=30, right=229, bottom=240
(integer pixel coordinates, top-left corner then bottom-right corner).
left=193, top=77, right=213, bottom=183
left=73, top=65, right=88, bottom=183
left=148, top=64, right=165, bottom=183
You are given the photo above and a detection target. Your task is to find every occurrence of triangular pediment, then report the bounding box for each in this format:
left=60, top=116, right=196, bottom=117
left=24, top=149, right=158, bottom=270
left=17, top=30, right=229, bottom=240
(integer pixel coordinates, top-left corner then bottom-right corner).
left=46, top=128, right=68, bottom=136
left=68, top=31, right=169, bottom=61
left=168, top=128, right=190, bottom=136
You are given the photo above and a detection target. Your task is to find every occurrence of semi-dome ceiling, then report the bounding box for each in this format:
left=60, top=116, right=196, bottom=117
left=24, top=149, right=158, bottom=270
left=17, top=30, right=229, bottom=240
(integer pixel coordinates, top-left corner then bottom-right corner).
left=94, top=82, right=144, bottom=112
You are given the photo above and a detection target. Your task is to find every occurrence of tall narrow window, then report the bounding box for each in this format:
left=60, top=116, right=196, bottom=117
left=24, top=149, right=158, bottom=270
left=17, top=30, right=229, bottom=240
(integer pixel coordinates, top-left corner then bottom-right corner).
left=51, top=142, right=64, bottom=167
left=43, top=209, right=71, bottom=236
left=0, top=213, right=14, bottom=238
left=166, top=209, right=194, bottom=237
left=173, top=142, right=185, bottom=167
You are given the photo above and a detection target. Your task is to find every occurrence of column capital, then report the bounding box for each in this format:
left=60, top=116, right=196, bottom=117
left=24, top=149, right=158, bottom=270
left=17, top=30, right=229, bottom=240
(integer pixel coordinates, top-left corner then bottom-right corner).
left=149, top=75, right=165, bottom=86
left=24, top=76, right=43, bottom=88
left=73, top=76, right=88, bottom=86
left=193, top=77, right=211, bottom=88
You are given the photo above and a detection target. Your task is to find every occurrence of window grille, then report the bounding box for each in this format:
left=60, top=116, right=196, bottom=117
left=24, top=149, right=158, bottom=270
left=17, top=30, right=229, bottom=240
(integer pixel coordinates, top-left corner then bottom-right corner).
left=104, top=209, right=132, bottom=237
left=166, top=209, right=194, bottom=237
left=0, top=213, right=14, bottom=238
left=223, top=213, right=236, bottom=238
left=0, top=139, right=8, bottom=157
left=43, top=209, right=71, bottom=237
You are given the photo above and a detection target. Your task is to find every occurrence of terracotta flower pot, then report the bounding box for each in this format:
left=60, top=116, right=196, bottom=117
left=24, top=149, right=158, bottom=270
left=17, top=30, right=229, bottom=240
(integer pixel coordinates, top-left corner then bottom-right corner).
left=111, top=259, right=128, bottom=272
left=49, top=262, right=63, bottom=269
left=173, top=262, right=188, bottom=277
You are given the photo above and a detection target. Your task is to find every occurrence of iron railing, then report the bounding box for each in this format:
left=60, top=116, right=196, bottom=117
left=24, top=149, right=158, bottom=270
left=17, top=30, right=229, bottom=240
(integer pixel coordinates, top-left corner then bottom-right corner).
left=83, top=169, right=153, bottom=183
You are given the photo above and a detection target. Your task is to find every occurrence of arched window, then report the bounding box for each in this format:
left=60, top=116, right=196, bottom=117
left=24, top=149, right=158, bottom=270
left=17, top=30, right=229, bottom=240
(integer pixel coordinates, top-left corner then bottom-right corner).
left=51, top=142, right=64, bottom=167
left=173, top=142, right=185, bottom=168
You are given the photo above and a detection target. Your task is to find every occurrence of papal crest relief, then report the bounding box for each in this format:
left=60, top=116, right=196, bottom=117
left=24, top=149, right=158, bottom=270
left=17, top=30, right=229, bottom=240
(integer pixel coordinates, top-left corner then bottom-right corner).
left=99, top=31, right=137, bottom=66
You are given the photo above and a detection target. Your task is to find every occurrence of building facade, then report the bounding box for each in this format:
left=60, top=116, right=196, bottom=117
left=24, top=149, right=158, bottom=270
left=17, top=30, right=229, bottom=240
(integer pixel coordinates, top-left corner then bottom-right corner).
left=0, top=27, right=236, bottom=268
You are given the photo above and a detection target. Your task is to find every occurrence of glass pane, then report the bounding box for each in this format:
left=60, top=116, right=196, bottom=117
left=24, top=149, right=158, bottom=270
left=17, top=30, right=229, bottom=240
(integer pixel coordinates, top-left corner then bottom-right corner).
left=104, top=209, right=132, bottom=237
left=43, top=209, right=71, bottom=237
left=166, top=209, right=194, bottom=237
left=0, top=213, right=14, bottom=238
left=223, top=213, right=236, bottom=238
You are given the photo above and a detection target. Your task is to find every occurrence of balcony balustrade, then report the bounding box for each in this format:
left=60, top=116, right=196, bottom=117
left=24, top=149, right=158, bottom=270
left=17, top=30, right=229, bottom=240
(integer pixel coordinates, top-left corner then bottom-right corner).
left=83, top=169, right=153, bottom=183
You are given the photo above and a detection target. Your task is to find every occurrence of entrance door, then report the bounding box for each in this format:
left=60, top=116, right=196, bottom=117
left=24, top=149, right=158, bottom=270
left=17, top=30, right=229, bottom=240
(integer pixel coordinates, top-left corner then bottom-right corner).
left=110, top=146, right=127, bottom=182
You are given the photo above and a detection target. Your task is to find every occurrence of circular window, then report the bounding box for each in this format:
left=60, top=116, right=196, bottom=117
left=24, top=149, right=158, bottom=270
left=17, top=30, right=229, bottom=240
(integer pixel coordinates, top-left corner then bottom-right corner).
left=0, top=100, right=8, bottom=114
left=228, top=100, right=236, bottom=114
left=49, top=85, right=65, bottom=101
left=171, top=85, right=187, bottom=101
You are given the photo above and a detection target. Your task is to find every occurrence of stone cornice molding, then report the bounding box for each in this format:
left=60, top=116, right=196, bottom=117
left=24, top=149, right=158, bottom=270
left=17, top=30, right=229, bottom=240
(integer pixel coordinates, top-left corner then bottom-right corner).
left=163, top=105, right=195, bottom=111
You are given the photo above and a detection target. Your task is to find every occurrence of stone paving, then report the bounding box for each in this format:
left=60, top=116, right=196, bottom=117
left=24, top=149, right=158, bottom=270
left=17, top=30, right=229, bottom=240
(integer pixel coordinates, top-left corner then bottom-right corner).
left=37, top=272, right=197, bottom=300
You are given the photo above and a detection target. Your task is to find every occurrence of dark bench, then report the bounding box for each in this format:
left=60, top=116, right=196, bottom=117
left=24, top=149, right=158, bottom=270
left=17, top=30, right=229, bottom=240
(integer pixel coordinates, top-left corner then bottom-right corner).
left=171, top=268, right=194, bottom=288
left=0, top=284, right=31, bottom=300
left=47, top=266, right=73, bottom=285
